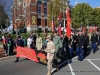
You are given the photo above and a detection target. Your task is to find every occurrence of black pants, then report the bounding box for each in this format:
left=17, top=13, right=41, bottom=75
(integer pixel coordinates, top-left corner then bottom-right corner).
left=15, top=57, right=19, bottom=61
left=84, top=45, right=87, bottom=56
left=3, top=44, right=7, bottom=54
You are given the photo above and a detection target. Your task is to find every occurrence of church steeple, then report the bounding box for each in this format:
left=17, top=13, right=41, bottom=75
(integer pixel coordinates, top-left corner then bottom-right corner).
left=75, top=0, right=78, bottom=5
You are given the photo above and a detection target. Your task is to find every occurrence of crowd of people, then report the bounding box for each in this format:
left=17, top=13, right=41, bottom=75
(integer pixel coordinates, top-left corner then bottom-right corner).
left=1, top=29, right=100, bottom=75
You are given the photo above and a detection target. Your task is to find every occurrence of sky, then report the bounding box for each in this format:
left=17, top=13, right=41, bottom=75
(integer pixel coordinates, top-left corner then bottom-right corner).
left=70, top=0, right=100, bottom=8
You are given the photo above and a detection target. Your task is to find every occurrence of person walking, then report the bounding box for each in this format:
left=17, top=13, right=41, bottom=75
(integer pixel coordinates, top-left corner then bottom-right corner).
left=91, top=31, right=98, bottom=54
left=15, top=36, right=24, bottom=62
left=45, top=35, right=55, bottom=75
left=68, top=34, right=75, bottom=59
left=53, top=31, right=62, bottom=70
left=76, top=32, right=85, bottom=61
left=84, top=32, right=89, bottom=56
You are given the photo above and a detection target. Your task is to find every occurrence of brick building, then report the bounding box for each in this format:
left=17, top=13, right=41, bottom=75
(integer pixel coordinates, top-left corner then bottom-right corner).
left=12, top=0, right=50, bottom=32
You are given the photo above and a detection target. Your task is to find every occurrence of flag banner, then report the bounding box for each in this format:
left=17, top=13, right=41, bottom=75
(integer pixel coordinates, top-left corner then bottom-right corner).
left=35, top=50, right=47, bottom=65
left=83, top=27, right=86, bottom=32
left=52, top=17, right=54, bottom=32
left=58, top=21, right=62, bottom=36
left=66, top=7, right=71, bottom=38
left=16, top=46, right=69, bottom=66
left=16, top=46, right=39, bottom=62
left=16, top=46, right=47, bottom=64
left=58, top=12, right=63, bottom=21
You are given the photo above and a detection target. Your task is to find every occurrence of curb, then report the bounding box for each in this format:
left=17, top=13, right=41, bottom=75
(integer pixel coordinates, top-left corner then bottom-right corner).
left=0, top=55, right=16, bottom=61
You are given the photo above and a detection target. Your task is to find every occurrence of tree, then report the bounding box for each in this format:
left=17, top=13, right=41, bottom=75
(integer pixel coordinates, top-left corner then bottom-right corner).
left=0, top=4, right=9, bottom=33
left=48, top=0, right=68, bottom=27
left=71, top=3, right=92, bottom=27
left=0, top=0, right=13, bottom=33
left=91, top=8, right=100, bottom=26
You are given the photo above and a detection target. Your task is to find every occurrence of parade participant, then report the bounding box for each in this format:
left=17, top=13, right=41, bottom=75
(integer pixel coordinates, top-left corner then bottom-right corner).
left=36, top=33, right=42, bottom=50
left=98, top=32, right=100, bottom=45
left=68, top=34, right=75, bottom=59
left=61, top=34, right=69, bottom=59
left=15, top=36, right=24, bottom=62
left=76, top=32, right=85, bottom=61
left=53, top=31, right=62, bottom=70
left=84, top=32, right=89, bottom=56
left=53, top=31, right=62, bottom=57
left=45, top=35, right=55, bottom=75
left=91, top=30, right=98, bottom=54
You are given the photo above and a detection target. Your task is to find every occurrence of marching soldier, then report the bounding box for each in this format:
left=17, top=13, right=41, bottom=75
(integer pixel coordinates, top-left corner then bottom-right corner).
left=76, top=32, right=85, bottom=61
left=91, top=31, right=98, bottom=54
left=53, top=31, right=62, bottom=70
left=45, top=35, right=55, bottom=75
left=84, top=32, right=89, bottom=56
left=98, top=32, right=100, bottom=45
left=68, top=34, right=76, bottom=59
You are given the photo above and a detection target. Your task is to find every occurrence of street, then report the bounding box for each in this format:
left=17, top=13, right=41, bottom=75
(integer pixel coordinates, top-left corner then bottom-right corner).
left=0, top=47, right=100, bottom=75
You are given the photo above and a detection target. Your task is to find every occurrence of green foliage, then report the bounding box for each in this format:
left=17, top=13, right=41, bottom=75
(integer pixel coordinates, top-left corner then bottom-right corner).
left=0, top=5, right=9, bottom=29
left=48, top=0, right=67, bottom=27
left=91, top=8, right=100, bottom=26
left=71, top=3, right=92, bottom=27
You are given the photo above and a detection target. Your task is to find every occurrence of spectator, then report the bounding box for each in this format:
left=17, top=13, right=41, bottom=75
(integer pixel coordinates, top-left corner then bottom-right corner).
left=36, top=33, right=42, bottom=50
left=27, top=36, right=32, bottom=49
left=3, top=36, right=7, bottom=55
left=7, top=35, right=14, bottom=56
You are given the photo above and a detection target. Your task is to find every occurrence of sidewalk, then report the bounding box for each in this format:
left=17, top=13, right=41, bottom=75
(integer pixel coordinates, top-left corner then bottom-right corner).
left=0, top=44, right=16, bottom=61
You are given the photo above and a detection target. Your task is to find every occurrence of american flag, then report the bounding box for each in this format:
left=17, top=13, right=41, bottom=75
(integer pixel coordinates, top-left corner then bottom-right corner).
left=58, top=21, right=62, bottom=36
left=52, top=17, right=54, bottom=32
left=59, top=21, right=62, bottom=27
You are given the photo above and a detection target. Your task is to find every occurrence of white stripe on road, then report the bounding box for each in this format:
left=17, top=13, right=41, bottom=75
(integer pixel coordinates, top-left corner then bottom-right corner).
left=86, top=59, right=100, bottom=60
left=72, top=59, right=100, bottom=61
left=88, top=59, right=100, bottom=71
left=51, top=56, right=78, bottom=74
left=68, top=60, right=75, bottom=75
left=72, top=56, right=78, bottom=60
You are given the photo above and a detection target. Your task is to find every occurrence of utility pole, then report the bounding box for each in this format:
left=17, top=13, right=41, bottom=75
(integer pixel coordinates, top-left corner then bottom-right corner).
left=63, top=0, right=69, bottom=30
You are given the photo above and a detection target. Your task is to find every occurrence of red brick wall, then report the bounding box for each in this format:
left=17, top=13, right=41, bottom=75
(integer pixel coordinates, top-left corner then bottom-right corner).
left=13, top=0, right=49, bottom=30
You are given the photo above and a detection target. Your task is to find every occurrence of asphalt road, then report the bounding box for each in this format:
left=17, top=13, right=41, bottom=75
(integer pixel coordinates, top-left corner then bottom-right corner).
left=0, top=47, right=100, bottom=75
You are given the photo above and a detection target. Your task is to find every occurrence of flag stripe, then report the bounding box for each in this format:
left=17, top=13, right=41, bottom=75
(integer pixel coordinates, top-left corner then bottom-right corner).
left=52, top=17, right=54, bottom=32
left=66, top=7, right=71, bottom=38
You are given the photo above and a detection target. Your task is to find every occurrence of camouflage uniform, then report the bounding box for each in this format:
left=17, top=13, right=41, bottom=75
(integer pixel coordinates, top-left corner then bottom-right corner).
left=53, top=36, right=62, bottom=59
left=45, top=41, right=55, bottom=72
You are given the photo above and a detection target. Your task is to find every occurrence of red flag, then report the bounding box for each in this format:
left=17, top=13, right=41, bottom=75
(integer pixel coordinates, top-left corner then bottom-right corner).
left=57, top=12, right=63, bottom=21
left=52, top=17, right=54, bottom=32
left=66, top=7, right=71, bottom=38
left=58, top=21, right=62, bottom=36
